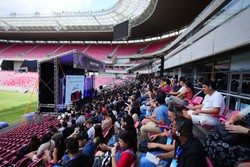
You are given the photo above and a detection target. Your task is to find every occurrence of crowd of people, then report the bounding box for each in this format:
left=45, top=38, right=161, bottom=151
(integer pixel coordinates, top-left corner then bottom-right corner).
left=15, top=76, right=250, bottom=167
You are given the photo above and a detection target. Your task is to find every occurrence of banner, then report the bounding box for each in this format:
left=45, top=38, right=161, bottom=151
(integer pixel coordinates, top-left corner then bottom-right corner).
left=65, top=75, right=85, bottom=104
left=74, top=53, right=105, bottom=72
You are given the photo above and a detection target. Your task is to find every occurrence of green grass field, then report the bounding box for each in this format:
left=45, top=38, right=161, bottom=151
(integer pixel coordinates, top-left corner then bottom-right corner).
left=0, top=91, right=38, bottom=125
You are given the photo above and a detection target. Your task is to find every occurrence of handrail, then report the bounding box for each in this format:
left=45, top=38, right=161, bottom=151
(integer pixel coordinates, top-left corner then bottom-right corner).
left=194, top=87, right=250, bottom=101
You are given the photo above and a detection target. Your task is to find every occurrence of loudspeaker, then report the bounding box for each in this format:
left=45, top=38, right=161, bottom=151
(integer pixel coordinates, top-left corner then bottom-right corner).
left=175, top=120, right=186, bottom=137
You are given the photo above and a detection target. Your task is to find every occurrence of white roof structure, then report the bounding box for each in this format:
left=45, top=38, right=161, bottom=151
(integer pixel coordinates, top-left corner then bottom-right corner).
left=0, top=0, right=156, bottom=32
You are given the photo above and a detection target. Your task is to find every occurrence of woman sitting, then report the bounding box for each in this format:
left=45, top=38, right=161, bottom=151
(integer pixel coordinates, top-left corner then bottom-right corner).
left=93, top=125, right=104, bottom=145
left=205, top=107, right=250, bottom=167
left=43, top=135, right=65, bottom=166
left=111, top=114, right=137, bottom=147
left=27, top=133, right=55, bottom=161
left=167, top=81, right=194, bottom=108
left=95, top=131, right=137, bottom=167
left=127, top=94, right=140, bottom=123
left=16, top=135, right=41, bottom=160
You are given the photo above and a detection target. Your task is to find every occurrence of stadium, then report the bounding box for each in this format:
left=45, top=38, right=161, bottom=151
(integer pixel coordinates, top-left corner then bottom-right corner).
left=0, top=0, right=250, bottom=166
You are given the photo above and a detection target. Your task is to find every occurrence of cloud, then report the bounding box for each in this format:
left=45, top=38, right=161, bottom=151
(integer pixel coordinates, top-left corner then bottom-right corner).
left=0, top=0, right=94, bottom=14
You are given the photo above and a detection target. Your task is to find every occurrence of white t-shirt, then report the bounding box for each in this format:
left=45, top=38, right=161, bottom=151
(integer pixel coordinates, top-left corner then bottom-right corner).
left=178, top=86, right=186, bottom=93
left=112, top=110, right=118, bottom=118
left=76, top=115, right=85, bottom=125
left=202, top=91, right=225, bottom=115
left=37, top=140, right=55, bottom=157
left=87, top=124, right=95, bottom=140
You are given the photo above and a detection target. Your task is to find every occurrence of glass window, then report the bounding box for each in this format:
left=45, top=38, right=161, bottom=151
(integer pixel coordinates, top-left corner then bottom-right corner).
left=230, top=74, right=240, bottom=92
left=242, top=74, right=250, bottom=94
left=214, top=72, right=228, bottom=92
left=229, top=96, right=238, bottom=110
left=240, top=99, right=250, bottom=111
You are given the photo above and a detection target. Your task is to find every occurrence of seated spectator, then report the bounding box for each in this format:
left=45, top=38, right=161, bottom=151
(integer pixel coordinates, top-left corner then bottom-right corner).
left=111, top=131, right=137, bottom=166
left=205, top=107, right=250, bottom=167
left=95, top=131, right=137, bottom=167
left=183, top=80, right=225, bottom=125
left=170, top=78, right=179, bottom=92
left=44, top=135, right=65, bottom=166
left=50, top=127, right=64, bottom=143
left=62, top=138, right=87, bottom=167
left=167, top=77, right=186, bottom=96
left=165, top=77, right=186, bottom=104
left=112, top=114, right=137, bottom=146
left=140, top=106, right=182, bottom=167
left=127, top=94, right=140, bottom=123
left=160, top=78, right=172, bottom=93
left=158, top=78, right=167, bottom=89
left=140, top=87, right=158, bottom=121
left=101, top=111, right=113, bottom=135
left=57, top=123, right=64, bottom=132
left=157, top=116, right=207, bottom=167
left=84, top=108, right=92, bottom=119
left=167, top=81, right=194, bottom=108
left=76, top=113, right=85, bottom=126
left=94, top=110, right=103, bottom=124
left=16, top=135, right=41, bottom=160
left=62, top=121, right=75, bottom=139
left=76, top=130, right=95, bottom=159
left=140, top=91, right=169, bottom=139
left=85, top=118, right=95, bottom=140
left=93, top=125, right=104, bottom=145
left=27, top=133, right=55, bottom=161
left=110, top=104, right=118, bottom=118
left=141, top=103, right=157, bottom=126
left=108, top=109, right=116, bottom=124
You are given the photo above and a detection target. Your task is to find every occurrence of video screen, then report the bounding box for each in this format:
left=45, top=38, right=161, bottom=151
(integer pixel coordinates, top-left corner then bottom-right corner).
left=65, top=75, right=85, bottom=104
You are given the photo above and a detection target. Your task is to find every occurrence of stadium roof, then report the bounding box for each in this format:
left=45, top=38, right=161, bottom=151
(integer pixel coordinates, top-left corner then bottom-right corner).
left=0, top=0, right=212, bottom=41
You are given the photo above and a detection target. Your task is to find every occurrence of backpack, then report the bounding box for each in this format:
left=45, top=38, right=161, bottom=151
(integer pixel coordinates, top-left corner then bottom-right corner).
left=92, top=149, right=136, bottom=167
left=139, top=136, right=169, bottom=152
left=92, top=151, right=110, bottom=167
left=16, top=144, right=30, bottom=159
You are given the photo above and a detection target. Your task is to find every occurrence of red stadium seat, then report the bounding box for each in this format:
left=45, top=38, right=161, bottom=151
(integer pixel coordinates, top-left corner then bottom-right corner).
left=189, top=96, right=203, bottom=106
left=219, top=110, right=240, bottom=123
left=206, top=156, right=214, bottom=167
left=27, top=158, right=43, bottom=167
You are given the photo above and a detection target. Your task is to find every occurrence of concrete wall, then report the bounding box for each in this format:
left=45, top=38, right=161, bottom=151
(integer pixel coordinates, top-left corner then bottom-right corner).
left=164, top=7, right=250, bottom=69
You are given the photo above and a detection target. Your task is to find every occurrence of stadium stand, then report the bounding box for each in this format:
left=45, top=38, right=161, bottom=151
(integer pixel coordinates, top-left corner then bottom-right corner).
left=142, top=37, right=176, bottom=54
left=22, top=44, right=61, bottom=59
left=0, top=44, right=35, bottom=59
left=0, top=114, right=58, bottom=166
left=54, top=44, right=88, bottom=55
left=0, top=38, right=176, bottom=60
left=94, top=75, right=116, bottom=89
left=0, top=71, right=37, bottom=87
left=84, top=44, right=117, bottom=60
left=114, top=43, right=148, bottom=56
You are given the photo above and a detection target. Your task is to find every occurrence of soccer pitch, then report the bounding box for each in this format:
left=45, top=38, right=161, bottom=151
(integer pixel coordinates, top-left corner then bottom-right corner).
left=0, top=91, right=38, bottom=125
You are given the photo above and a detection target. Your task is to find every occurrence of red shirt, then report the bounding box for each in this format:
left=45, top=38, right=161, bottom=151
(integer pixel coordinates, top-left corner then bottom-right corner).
left=117, top=148, right=136, bottom=167
left=184, top=87, right=193, bottom=101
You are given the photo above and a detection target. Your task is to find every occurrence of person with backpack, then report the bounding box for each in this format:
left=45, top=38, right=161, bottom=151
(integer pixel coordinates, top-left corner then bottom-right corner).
left=111, top=131, right=137, bottom=167
left=93, top=131, right=137, bottom=167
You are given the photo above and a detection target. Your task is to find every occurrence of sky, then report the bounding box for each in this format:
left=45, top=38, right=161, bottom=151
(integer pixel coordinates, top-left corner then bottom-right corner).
left=0, top=0, right=117, bottom=15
